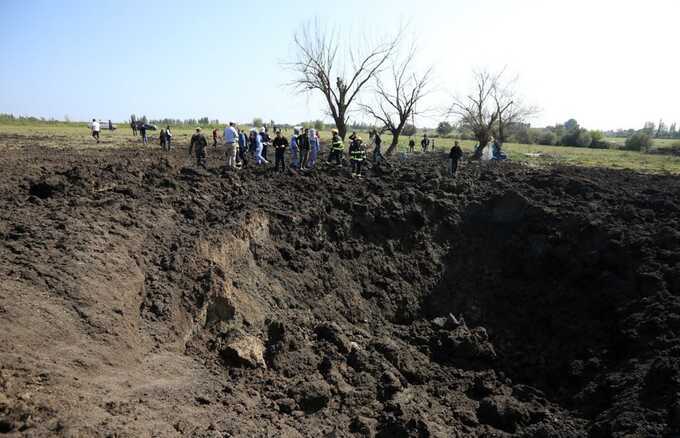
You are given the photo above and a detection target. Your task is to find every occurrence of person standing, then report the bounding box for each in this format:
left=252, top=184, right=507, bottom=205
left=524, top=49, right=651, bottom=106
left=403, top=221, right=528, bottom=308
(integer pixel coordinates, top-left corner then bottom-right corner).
left=371, top=129, right=387, bottom=164
left=238, top=128, right=248, bottom=167
left=108, top=120, right=113, bottom=131
left=139, top=123, right=148, bottom=145
left=159, top=127, right=168, bottom=151
left=349, top=137, right=367, bottom=177
left=421, top=134, right=430, bottom=152
left=259, top=127, right=271, bottom=160
left=189, top=128, right=209, bottom=169
left=299, top=128, right=310, bottom=169
left=307, top=128, right=320, bottom=169
left=212, top=127, right=219, bottom=147
left=327, top=128, right=344, bottom=166
left=90, top=119, right=101, bottom=143
left=289, top=127, right=300, bottom=169
left=130, top=117, right=137, bottom=136
left=408, top=137, right=416, bottom=153
left=431, top=138, right=436, bottom=151
left=273, top=129, right=289, bottom=172
left=448, top=140, right=463, bottom=177
left=251, top=128, right=269, bottom=165
left=224, top=122, right=238, bottom=169
left=165, top=125, right=173, bottom=149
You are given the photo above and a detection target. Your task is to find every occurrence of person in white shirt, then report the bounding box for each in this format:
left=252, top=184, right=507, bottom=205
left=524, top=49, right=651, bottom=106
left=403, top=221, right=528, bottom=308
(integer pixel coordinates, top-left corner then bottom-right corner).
left=223, top=122, right=239, bottom=169
left=90, top=119, right=100, bottom=143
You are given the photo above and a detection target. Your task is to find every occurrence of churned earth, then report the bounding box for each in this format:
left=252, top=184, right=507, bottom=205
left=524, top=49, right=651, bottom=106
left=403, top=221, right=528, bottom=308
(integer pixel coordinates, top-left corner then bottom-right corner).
left=1, top=142, right=680, bottom=437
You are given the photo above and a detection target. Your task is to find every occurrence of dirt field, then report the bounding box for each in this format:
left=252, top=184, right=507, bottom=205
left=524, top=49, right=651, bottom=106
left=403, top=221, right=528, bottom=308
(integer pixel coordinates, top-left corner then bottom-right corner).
left=1, top=140, right=680, bottom=437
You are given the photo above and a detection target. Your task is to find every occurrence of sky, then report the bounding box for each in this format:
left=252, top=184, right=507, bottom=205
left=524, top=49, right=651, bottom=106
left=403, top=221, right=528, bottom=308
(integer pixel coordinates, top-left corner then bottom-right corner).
left=0, top=0, right=678, bottom=130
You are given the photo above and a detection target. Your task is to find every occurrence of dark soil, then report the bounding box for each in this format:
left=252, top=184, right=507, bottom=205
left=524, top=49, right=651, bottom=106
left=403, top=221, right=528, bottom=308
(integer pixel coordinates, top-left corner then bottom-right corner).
left=1, top=144, right=680, bottom=437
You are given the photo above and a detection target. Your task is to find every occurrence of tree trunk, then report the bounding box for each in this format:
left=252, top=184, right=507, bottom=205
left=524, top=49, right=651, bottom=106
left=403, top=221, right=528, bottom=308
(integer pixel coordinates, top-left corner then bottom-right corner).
left=386, top=132, right=400, bottom=156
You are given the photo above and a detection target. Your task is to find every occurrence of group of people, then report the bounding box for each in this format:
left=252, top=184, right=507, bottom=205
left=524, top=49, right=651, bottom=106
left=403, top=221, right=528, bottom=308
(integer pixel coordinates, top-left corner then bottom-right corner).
left=408, top=133, right=435, bottom=153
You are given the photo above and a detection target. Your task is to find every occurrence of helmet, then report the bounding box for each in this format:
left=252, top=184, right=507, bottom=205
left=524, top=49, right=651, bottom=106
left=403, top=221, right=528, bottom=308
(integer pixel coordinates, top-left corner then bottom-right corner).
left=331, top=128, right=338, bottom=134
left=250, top=128, right=257, bottom=133
left=260, top=127, right=266, bottom=133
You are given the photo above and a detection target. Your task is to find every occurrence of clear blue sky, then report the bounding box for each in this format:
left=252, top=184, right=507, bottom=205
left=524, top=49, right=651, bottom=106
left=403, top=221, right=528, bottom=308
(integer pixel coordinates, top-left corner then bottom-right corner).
left=1, top=0, right=679, bottom=130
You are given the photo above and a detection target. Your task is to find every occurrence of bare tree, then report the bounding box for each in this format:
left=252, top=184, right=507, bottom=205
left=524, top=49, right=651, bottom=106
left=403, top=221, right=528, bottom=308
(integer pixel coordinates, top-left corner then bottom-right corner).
left=449, top=69, right=535, bottom=158
left=286, top=20, right=402, bottom=140
left=359, top=45, right=433, bottom=155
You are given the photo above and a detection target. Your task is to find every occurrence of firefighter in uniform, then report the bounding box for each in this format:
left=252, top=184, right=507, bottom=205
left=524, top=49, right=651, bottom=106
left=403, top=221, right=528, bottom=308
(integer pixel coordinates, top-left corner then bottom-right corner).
left=349, top=137, right=367, bottom=177
left=328, top=128, right=344, bottom=166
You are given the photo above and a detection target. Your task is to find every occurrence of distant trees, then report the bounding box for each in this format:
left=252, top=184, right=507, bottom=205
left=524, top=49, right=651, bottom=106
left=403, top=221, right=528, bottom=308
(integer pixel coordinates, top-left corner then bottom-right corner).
left=359, top=43, right=433, bottom=155
left=625, top=132, right=653, bottom=151
left=286, top=19, right=402, bottom=140
left=252, top=117, right=263, bottom=128
left=437, top=121, right=454, bottom=136
left=402, top=123, right=416, bottom=137
left=448, top=69, right=535, bottom=158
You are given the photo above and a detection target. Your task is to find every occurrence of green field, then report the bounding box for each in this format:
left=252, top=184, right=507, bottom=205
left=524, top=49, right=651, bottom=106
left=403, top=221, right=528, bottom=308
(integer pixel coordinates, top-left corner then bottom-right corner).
left=605, top=136, right=680, bottom=149
left=2, top=121, right=680, bottom=175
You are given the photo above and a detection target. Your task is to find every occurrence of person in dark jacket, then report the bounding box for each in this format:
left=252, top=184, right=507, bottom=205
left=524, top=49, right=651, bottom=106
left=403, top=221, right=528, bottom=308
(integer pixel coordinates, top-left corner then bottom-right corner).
left=260, top=127, right=271, bottom=160
left=448, top=140, right=463, bottom=176
left=408, top=137, right=416, bottom=153
left=299, top=128, right=310, bottom=169
left=272, top=129, right=289, bottom=172
left=159, top=128, right=168, bottom=151
left=189, top=128, right=208, bottom=169
left=212, top=128, right=219, bottom=147
left=421, top=134, right=430, bottom=152
left=327, top=128, right=344, bottom=166
left=139, top=123, right=148, bottom=145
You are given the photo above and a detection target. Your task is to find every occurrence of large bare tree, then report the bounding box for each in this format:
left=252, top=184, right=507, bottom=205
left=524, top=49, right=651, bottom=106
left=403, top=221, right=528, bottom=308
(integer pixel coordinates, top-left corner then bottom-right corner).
left=286, top=20, right=402, bottom=140
left=359, top=46, right=432, bottom=155
left=449, top=69, right=534, bottom=158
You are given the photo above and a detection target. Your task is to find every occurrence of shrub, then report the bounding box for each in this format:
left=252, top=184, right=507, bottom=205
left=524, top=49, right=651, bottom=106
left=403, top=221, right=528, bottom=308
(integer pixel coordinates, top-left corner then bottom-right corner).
left=560, top=128, right=591, bottom=147
left=625, top=132, right=653, bottom=151
left=537, top=131, right=557, bottom=146
left=437, top=121, right=454, bottom=136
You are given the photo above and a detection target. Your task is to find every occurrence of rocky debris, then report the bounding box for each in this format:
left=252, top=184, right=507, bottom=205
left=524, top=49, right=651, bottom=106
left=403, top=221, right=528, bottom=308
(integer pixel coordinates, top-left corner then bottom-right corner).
left=477, top=395, right=531, bottom=433
left=431, top=323, right=497, bottom=366
left=289, top=379, right=332, bottom=414
left=314, top=322, right=352, bottom=353
left=219, top=330, right=266, bottom=368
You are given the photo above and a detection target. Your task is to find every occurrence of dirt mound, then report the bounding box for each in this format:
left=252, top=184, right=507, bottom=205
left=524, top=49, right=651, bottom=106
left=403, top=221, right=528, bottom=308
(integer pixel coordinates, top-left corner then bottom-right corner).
left=1, top=144, right=680, bottom=437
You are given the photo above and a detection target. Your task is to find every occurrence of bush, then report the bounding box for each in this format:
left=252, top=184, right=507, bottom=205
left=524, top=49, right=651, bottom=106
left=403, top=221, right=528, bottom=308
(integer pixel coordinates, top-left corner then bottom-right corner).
left=560, top=128, right=592, bottom=147
left=537, top=131, right=557, bottom=146
left=252, top=118, right=263, bottom=128
left=437, top=121, right=454, bottom=136
left=625, top=132, right=653, bottom=151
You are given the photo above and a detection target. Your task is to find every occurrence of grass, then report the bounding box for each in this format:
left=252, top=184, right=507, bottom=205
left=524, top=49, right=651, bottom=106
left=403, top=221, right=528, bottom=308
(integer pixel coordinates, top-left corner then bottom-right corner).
left=605, top=136, right=680, bottom=149
left=2, top=121, right=680, bottom=175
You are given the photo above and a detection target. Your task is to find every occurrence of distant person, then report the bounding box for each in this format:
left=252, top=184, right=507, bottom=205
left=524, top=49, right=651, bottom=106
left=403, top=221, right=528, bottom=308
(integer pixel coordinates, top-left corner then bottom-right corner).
left=408, top=137, right=415, bottom=153
left=139, top=123, right=148, bottom=145
left=159, top=127, right=168, bottom=151
left=349, top=137, right=367, bottom=177
left=348, top=131, right=358, bottom=149
left=130, top=119, right=137, bottom=136
left=327, top=128, right=344, bottom=166
left=90, top=119, right=100, bottom=143
left=238, top=128, right=248, bottom=167
left=260, top=127, right=271, bottom=160
left=448, top=140, right=463, bottom=176
left=189, top=127, right=208, bottom=169
left=299, top=128, right=311, bottom=169
left=212, top=127, right=219, bottom=147
left=371, top=129, right=388, bottom=165
left=273, top=129, right=289, bottom=172
left=108, top=119, right=113, bottom=131
left=165, top=125, right=172, bottom=149
left=289, top=127, right=300, bottom=169
left=421, top=134, right=430, bottom=152
left=251, top=128, right=268, bottom=165
left=224, top=122, right=238, bottom=169
left=431, top=138, right=436, bottom=151
left=307, top=128, right=320, bottom=169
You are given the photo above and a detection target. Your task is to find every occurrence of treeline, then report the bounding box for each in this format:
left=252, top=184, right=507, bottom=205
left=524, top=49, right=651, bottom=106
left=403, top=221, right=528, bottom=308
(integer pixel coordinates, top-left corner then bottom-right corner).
left=607, top=120, right=680, bottom=140
left=0, top=113, right=70, bottom=124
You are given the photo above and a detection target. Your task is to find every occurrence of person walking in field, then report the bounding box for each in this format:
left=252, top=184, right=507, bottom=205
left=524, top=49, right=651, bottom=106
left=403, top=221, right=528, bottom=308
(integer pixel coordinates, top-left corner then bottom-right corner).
left=189, top=127, right=209, bottom=169
left=371, top=129, right=388, bottom=165
left=273, top=129, right=289, bottom=172
left=251, top=128, right=269, bottom=165
left=448, top=140, right=463, bottom=177
left=421, top=134, right=430, bottom=152
left=224, top=122, right=238, bottom=169
left=289, top=127, right=301, bottom=169
left=90, top=119, right=101, bottom=143
left=409, top=137, right=416, bottom=153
